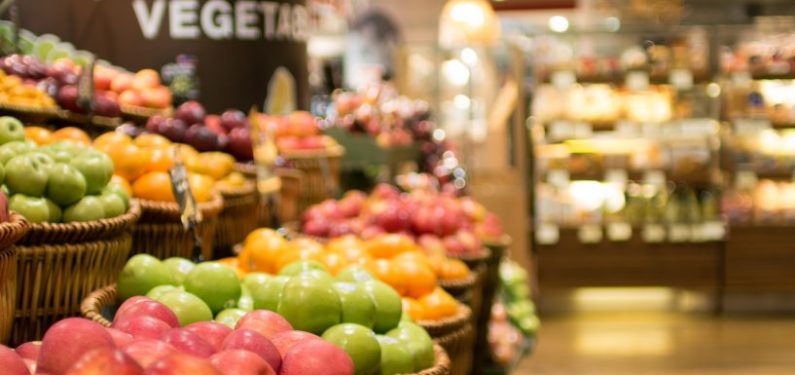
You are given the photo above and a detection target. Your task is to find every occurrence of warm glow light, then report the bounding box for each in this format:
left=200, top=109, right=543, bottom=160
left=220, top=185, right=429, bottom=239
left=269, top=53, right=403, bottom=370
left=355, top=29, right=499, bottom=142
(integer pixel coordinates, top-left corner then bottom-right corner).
left=460, top=47, right=478, bottom=66
left=450, top=2, right=485, bottom=27
left=442, top=59, right=470, bottom=86
left=439, top=0, right=500, bottom=47
left=549, top=15, right=570, bottom=33
left=454, top=94, right=471, bottom=109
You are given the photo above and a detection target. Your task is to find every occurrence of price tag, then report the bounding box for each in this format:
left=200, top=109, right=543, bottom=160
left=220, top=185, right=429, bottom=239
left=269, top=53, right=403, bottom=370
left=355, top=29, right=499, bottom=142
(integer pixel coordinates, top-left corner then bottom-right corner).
left=644, top=170, right=666, bottom=187
left=578, top=224, right=603, bottom=244
left=547, top=169, right=570, bottom=189
left=607, top=222, right=632, bottom=241
left=668, top=224, right=691, bottom=242
left=551, top=70, right=576, bottom=90
left=169, top=159, right=204, bottom=262
left=77, top=58, right=96, bottom=114
left=734, top=118, right=771, bottom=135
left=626, top=71, right=650, bottom=91
left=605, top=169, right=628, bottom=187
left=731, top=71, right=752, bottom=89
left=642, top=224, right=666, bottom=243
left=669, top=69, right=694, bottom=90
left=735, top=170, right=758, bottom=189
left=549, top=120, right=575, bottom=140
left=701, top=221, right=726, bottom=241
left=536, top=223, right=560, bottom=245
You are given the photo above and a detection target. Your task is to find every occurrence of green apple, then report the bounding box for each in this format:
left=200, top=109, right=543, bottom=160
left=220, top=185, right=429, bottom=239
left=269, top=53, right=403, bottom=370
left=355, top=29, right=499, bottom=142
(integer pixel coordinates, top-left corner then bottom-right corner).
left=45, top=163, right=86, bottom=206
left=0, top=141, right=34, bottom=165
left=146, top=284, right=181, bottom=300
left=246, top=274, right=288, bottom=311
left=40, top=141, right=78, bottom=163
left=277, top=273, right=342, bottom=334
left=117, top=254, right=175, bottom=300
left=45, top=198, right=62, bottom=222
left=63, top=196, right=105, bottom=222
left=279, top=260, right=328, bottom=277
left=5, top=154, right=49, bottom=196
left=322, top=323, right=381, bottom=375
left=376, top=335, right=415, bottom=375
left=98, top=192, right=125, bottom=218
left=336, top=265, right=375, bottom=283
left=156, top=290, right=213, bottom=326
left=334, top=282, right=376, bottom=329
left=238, top=285, right=254, bottom=311
left=9, top=194, right=50, bottom=223
left=162, top=257, right=195, bottom=285
left=183, top=262, right=242, bottom=314
left=0, top=116, right=25, bottom=145
left=27, top=152, right=55, bottom=170
left=215, top=308, right=247, bottom=328
left=362, top=280, right=402, bottom=333
left=386, top=322, right=435, bottom=372
left=70, top=149, right=113, bottom=194
left=103, top=185, right=130, bottom=210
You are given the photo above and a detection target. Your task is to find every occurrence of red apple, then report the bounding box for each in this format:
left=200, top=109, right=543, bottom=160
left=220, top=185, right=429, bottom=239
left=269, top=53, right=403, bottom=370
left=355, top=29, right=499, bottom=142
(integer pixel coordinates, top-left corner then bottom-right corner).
left=15, top=341, right=41, bottom=361
left=220, top=109, right=247, bottom=132
left=0, top=345, right=30, bottom=375
left=221, top=330, right=280, bottom=373
left=184, top=322, right=233, bottom=352
left=175, top=101, right=207, bottom=125
left=160, top=329, right=216, bottom=358
left=113, top=300, right=179, bottom=328
left=64, top=348, right=143, bottom=375
left=286, top=111, right=317, bottom=138
left=227, top=127, right=253, bottom=161
left=23, top=358, right=36, bottom=374
left=114, top=316, right=172, bottom=340
left=372, top=184, right=400, bottom=200
left=119, top=90, right=144, bottom=106
left=209, top=350, right=275, bottom=375
left=106, top=328, right=135, bottom=347
left=205, top=120, right=227, bottom=136
left=280, top=340, right=354, bottom=375
left=111, top=73, right=135, bottom=93
left=234, top=311, right=292, bottom=340
left=140, top=86, right=172, bottom=109
left=37, top=318, right=115, bottom=375
left=132, top=69, right=160, bottom=91
left=116, top=296, right=153, bottom=316
left=93, top=66, right=116, bottom=91
left=338, top=191, right=366, bottom=218
left=297, top=136, right=325, bottom=150
left=142, top=352, right=221, bottom=375
left=270, top=331, right=320, bottom=358
left=303, top=219, right=330, bottom=237
left=276, top=136, right=300, bottom=150
left=122, top=340, right=176, bottom=369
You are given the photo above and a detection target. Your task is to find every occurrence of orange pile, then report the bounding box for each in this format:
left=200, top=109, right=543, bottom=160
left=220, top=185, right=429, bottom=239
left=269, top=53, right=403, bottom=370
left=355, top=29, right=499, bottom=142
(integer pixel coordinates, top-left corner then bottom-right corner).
left=232, top=230, right=469, bottom=321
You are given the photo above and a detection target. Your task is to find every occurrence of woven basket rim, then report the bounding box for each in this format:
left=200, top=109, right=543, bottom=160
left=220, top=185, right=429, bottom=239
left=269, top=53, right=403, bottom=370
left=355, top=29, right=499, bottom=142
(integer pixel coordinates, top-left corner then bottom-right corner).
left=18, top=199, right=141, bottom=245
left=280, top=144, right=345, bottom=159
left=25, top=199, right=141, bottom=231
left=218, top=180, right=256, bottom=198
left=417, top=303, right=472, bottom=332
left=136, top=192, right=224, bottom=218
left=0, top=213, right=29, bottom=252
left=414, top=344, right=450, bottom=375
left=482, top=234, right=512, bottom=247
left=120, top=103, right=173, bottom=118
left=448, top=247, right=491, bottom=263
left=438, top=271, right=477, bottom=289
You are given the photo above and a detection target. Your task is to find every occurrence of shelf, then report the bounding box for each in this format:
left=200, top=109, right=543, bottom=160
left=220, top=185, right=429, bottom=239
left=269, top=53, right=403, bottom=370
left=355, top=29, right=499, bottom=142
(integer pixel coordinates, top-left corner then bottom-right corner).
left=725, top=225, right=795, bottom=293
left=538, top=72, right=712, bottom=86
left=750, top=72, right=795, bottom=81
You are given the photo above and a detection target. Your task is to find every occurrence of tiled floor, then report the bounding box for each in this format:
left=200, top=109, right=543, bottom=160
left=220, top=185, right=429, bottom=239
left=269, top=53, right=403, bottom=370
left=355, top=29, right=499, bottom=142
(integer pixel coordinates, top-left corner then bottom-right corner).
left=514, top=312, right=795, bottom=374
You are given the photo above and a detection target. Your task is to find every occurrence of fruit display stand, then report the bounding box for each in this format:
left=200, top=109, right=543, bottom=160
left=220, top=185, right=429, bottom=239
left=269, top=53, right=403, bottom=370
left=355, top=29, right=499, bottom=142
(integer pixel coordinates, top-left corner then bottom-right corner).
left=233, top=163, right=303, bottom=227
left=214, top=181, right=258, bottom=255
left=130, top=194, right=223, bottom=261
left=11, top=201, right=141, bottom=345
left=281, top=145, right=344, bottom=214
left=0, top=213, right=31, bottom=344
left=418, top=304, right=474, bottom=375
left=471, top=237, right=510, bottom=374
left=325, top=127, right=420, bottom=183
left=439, top=271, right=478, bottom=305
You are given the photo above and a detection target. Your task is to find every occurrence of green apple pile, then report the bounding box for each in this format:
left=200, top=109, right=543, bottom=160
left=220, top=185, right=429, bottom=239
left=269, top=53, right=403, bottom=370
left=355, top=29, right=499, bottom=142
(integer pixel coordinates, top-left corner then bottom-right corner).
left=117, top=255, right=437, bottom=374
left=0, top=117, right=128, bottom=223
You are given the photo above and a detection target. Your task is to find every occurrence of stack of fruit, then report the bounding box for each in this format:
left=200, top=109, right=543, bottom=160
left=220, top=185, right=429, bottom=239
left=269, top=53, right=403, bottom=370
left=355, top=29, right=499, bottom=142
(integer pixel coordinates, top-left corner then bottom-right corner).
left=260, top=111, right=339, bottom=153
left=110, top=253, right=439, bottom=375
left=0, top=118, right=129, bottom=223
left=301, top=184, right=505, bottom=257
left=236, top=229, right=470, bottom=322
left=0, top=67, right=57, bottom=112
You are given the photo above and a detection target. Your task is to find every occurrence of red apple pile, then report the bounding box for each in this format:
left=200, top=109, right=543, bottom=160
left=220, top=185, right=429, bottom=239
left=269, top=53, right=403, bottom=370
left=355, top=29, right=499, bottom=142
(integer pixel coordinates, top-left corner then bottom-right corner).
left=301, top=183, right=505, bottom=256
left=0, top=299, right=355, bottom=375
left=333, top=90, right=431, bottom=148
left=261, top=111, right=336, bottom=152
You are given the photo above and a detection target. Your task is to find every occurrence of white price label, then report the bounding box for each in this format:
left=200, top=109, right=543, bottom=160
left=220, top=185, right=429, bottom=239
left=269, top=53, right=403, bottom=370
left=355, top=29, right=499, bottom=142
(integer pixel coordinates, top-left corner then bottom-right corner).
left=607, top=222, right=632, bottom=241
left=643, top=224, right=666, bottom=243
left=701, top=221, right=726, bottom=241
left=605, top=169, right=628, bottom=187
left=644, top=170, right=666, bottom=187
left=626, top=71, right=650, bottom=91
left=551, top=70, right=576, bottom=90
left=669, top=69, right=694, bottom=90
left=547, top=169, right=570, bottom=188
left=578, top=224, right=603, bottom=244
left=731, top=71, right=752, bottom=89
left=536, top=223, right=560, bottom=245
left=668, top=224, right=691, bottom=242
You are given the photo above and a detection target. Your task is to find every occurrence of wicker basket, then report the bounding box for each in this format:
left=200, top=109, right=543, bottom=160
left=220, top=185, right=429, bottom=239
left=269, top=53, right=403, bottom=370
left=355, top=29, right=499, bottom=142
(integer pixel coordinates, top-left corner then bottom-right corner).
left=10, top=203, right=140, bottom=345
left=214, top=182, right=258, bottom=257
left=0, top=214, right=31, bottom=344
left=131, top=194, right=224, bottom=261
left=471, top=235, right=511, bottom=373
left=418, top=304, right=474, bottom=375
left=281, top=146, right=344, bottom=214
left=81, top=284, right=451, bottom=375
left=439, top=272, right=478, bottom=305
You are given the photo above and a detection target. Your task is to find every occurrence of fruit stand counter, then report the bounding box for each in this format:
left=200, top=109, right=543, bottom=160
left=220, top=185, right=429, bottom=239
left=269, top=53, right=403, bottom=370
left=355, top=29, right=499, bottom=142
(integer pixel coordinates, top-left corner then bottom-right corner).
left=534, top=227, right=723, bottom=291
left=724, top=225, right=795, bottom=293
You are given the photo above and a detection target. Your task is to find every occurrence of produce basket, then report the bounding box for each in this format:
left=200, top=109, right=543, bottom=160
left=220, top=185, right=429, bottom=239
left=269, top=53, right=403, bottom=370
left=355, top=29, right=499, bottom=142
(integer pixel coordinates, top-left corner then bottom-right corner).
left=280, top=145, right=344, bottom=213
left=472, top=235, right=511, bottom=373
left=0, top=102, right=60, bottom=123
left=131, top=194, right=224, bottom=261
left=215, top=181, right=258, bottom=257
left=81, top=284, right=452, bottom=375
left=0, top=214, right=31, bottom=344
left=235, top=163, right=303, bottom=227
left=418, top=304, right=474, bottom=375
left=439, top=271, right=478, bottom=305
left=120, top=104, right=173, bottom=123
left=11, top=202, right=140, bottom=345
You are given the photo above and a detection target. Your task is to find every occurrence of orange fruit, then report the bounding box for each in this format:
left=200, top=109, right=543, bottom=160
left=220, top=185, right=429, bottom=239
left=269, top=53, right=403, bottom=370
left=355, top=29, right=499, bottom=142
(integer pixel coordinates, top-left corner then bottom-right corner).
left=418, top=287, right=458, bottom=320
left=392, top=258, right=437, bottom=299
left=320, top=251, right=348, bottom=276
left=245, top=228, right=283, bottom=246
left=146, top=146, right=176, bottom=173
left=109, top=175, right=133, bottom=196
left=132, top=171, right=175, bottom=202
left=24, top=126, right=53, bottom=145
left=326, top=235, right=364, bottom=253
left=365, top=258, right=407, bottom=296
left=188, top=173, right=215, bottom=203
left=245, top=235, right=290, bottom=273
left=439, top=259, right=470, bottom=281
left=110, top=143, right=152, bottom=182
left=94, top=131, right=132, bottom=150
left=274, top=247, right=323, bottom=273
left=291, top=238, right=325, bottom=254
left=402, top=297, right=425, bottom=321
left=51, top=127, right=91, bottom=146
left=392, top=251, right=433, bottom=270
left=366, top=234, right=418, bottom=259
left=135, top=133, right=171, bottom=148
left=175, top=144, right=199, bottom=163
left=238, top=246, right=252, bottom=272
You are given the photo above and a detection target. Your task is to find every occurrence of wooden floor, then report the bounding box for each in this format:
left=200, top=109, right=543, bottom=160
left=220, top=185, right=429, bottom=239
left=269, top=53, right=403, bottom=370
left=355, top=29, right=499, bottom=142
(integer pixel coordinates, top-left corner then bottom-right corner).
left=514, top=312, right=795, bottom=374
